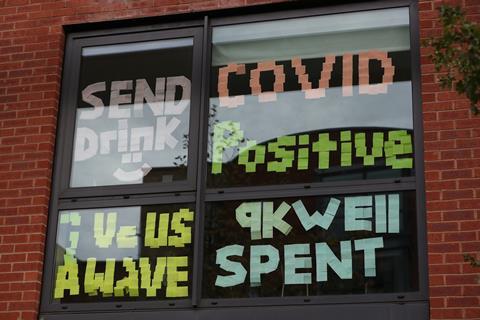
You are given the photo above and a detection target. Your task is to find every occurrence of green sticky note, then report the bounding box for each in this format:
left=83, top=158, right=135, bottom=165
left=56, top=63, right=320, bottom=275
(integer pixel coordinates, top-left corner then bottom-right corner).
left=60, top=213, right=70, bottom=224
left=238, top=140, right=266, bottom=173
left=70, top=212, right=81, bottom=226
left=355, top=133, right=366, bottom=145
left=299, top=134, right=309, bottom=145
left=83, top=257, right=115, bottom=297
left=312, top=133, right=337, bottom=169
left=211, top=121, right=244, bottom=174
left=53, top=254, right=80, bottom=299
left=140, top=257, right=167, bottom=297
left=340, top=131, right=351, bottom=141
left=117, top=226, right=138, bottom=248
left=94, top=212, right=117, bottom=249
left=169, top=208, right=194, bottom=248
left=145, top=212, right=169, bottom=248
left=267, top=135, right=295, bottom=173
left=166, top=256, right=189, bottom=298
left=355, top=132, right=383, bottom=166
left=68, top=232, right=79, bottom=255
left=297, top=145, right=309, bottom=170
left=384, top=130, right=413, bottom=169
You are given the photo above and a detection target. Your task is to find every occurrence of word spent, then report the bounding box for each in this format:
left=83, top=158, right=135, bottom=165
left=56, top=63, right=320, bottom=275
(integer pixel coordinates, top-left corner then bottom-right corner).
left=215, top=237, right=384, bottom=287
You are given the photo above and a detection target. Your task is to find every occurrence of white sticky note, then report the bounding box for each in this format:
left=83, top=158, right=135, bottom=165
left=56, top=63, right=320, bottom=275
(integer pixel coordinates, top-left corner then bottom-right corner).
left=284, top=244, right=312, bottom=284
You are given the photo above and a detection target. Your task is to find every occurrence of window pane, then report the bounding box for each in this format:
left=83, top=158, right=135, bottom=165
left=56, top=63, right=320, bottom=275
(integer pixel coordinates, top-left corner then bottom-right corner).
left=53, top=203, right=194, bottom=302
left=207, top=8, right=414, bottom=188
left=71, top=38, right=193, bottom=187
left=203, top=191, right=418, bottom=298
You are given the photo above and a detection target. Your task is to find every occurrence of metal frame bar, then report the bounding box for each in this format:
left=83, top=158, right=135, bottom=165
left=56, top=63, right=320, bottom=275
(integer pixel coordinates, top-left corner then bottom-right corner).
left=409, top=0, right=429, bottom=303
left=41, top=24, right=205, bottom=314
left=40, top=0, right=428, bottom=317
left=58, top=27, right=204, bottom=199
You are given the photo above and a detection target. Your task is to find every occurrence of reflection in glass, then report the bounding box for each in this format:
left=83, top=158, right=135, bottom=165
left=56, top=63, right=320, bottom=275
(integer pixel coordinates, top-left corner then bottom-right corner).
left=71, top=38, right=194, bottom=187
left=207, top=8, right=415, bottom=188
left=203, top=191, right=418, bottom=299
left=54, top=204, right=194, bottom=302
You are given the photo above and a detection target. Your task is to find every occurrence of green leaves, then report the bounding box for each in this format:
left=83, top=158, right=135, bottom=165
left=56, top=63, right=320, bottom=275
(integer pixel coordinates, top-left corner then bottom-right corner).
left=423, top=5, right=480, bottom=115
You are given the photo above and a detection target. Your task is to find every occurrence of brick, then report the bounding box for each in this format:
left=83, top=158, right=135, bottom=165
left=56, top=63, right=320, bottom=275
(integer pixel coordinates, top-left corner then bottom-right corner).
left=428, top=242, right=460, bottom=253
left=442, top=190, right=474, bottom=200
left=445, top=274, right=480, bottom=285
left=430, top=286, right=462, bottom=296
left=465, top=309, right=480, bottom=318
left=430, top=264, right=461, bottom=274
left=443, top=210, right=475, bottom=221
left=447, top=297, right=479, bottom=308
left=441, top=169, right=473, bottom=180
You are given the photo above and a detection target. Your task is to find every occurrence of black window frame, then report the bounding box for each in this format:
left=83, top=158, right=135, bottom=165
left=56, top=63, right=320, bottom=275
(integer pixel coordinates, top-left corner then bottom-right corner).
left=40, top=0, right=428, bottom=318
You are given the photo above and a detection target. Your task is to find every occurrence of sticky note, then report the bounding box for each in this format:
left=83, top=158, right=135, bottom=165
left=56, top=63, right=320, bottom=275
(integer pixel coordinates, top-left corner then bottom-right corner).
left=235, top=202, right=262, bottom=240
left=211, top=121, right=244, bottom=174
left=385, top=130, right=413, bottom=169
left=374, top=195, right=387, bottom=233
left=354, top=237, right=384, bottom=277
left=94, top=212, right=117, bottom=248
left=344, top=196, right=372, bottom=231
left=140, top=257, right=166, bottom=297
left=84, top=258, right=115, bottom=297
left=250, top=245, right=279, bottom=287
left=169, top=208, right=194, bottom=247
left=60, top=213, right=70, bottom=224
left=145, top=212, right=169, bottom=248
left=67, top=232, right=79, bottom=255
left=238, top=140, right=266, bottom=173
left=284, top=244, right=312, bottom=284
left=297, top=135, right=310, bottom=170
left=53, top=254, right=79, bottom=299
left=262, top=201, right=292, bottom=238
left=215, top=244, right=247, bottom=287
left=315, top=241, right=352, bottom=282
left=312, top=133, right=337, bottom=169
left=340, top=131, right=352, bottom=167
left=166, top=256, right=189, bottom=298
left=117, top=226, right=138, bottom=248
left=388, top=194, right=400, bottom=233
left=70, top=212, right=81, bottom=226
left=292, top=198, right=340, bottom=231
left=114, top=258, right=139, bottom=297
left=267, top=136, right=295, bottom=173
left=355, top=132, right=384, bottom=166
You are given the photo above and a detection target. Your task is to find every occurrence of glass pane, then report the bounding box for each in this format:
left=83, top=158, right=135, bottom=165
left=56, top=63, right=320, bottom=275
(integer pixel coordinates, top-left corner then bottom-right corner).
left=203, top=191, right=418, bottom=298
left=71, top=38, right=193, bottom=187
left=53, top=203, right=195, bottom=302
left=207, top=8, right=414, bottom=188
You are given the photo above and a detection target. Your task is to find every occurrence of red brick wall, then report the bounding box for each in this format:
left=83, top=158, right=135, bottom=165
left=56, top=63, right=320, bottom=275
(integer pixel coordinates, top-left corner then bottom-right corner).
left=419, top=0, right=480, bottom=319
left=0, top=0, right=478, bottom=319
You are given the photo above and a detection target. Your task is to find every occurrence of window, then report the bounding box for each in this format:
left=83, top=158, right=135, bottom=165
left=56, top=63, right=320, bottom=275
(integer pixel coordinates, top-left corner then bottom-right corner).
left=41, top=1, right=428, bottom=319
